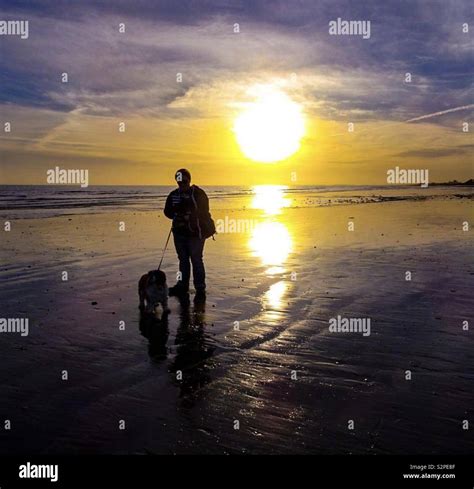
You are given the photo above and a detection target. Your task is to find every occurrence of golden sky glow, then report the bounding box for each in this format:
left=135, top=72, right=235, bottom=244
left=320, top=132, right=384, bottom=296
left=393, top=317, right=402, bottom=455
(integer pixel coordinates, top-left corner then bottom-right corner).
left=0, top=2, right=472, bottom=186
left=1, top=93, right=471, bottom=186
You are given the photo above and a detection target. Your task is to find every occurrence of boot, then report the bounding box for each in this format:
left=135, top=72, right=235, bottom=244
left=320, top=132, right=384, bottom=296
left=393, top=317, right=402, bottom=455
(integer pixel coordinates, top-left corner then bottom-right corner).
left=168, top=283, right=189, bottom=297
left=194, top=287, right=206, bottom=303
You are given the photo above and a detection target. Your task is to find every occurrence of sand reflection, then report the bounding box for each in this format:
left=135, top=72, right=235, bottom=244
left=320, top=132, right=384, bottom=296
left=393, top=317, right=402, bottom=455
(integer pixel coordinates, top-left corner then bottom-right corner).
left=264, top=280, right=288, bottom=309
left=249, top=186, right=293, bottom=312
left=249, top=221, right=292, bottom=274
left=251, top=185, right=289, bottom=216
left=249, top=186, right=293, bottom=274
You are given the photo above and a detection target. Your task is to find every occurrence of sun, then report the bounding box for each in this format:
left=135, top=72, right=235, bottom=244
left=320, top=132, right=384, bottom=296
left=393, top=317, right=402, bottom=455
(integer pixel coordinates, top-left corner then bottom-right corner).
left=233, top=87, right=305, bottom=163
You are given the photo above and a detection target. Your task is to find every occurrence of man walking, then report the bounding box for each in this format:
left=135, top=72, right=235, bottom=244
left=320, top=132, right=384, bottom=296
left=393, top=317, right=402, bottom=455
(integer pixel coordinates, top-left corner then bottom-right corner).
left=164, top=169, right=215, bottom=300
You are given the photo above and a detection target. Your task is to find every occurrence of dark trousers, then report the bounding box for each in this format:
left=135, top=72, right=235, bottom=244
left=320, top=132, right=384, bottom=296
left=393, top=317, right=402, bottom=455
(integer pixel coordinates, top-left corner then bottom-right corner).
left=173, top=232, right=206, bottom=290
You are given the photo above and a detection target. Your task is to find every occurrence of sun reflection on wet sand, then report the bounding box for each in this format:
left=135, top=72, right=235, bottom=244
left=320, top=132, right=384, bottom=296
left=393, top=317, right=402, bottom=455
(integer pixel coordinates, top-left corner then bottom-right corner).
left=251, top=185, right=289, bottom=215
left=249, top=186, right=293, bottom=276
left=264, top=280, right=288, bottom=309
left=249, top=221, right=292, bottom=276
left=249, top=185, right=293, bottom=311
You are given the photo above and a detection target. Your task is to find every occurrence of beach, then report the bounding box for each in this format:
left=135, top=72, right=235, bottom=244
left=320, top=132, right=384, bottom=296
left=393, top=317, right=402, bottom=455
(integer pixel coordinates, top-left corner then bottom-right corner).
left=0, top=185, right=472, bottom=454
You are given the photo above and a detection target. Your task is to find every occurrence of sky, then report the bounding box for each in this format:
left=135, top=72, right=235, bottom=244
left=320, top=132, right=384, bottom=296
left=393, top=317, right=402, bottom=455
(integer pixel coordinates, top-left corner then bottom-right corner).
left=0, top=0, right=472, bottom=186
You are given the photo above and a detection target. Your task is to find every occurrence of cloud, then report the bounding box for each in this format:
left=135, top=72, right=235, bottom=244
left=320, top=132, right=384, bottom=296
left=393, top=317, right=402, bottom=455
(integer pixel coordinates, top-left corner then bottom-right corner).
left=396, top=145, right=474, bottom=158
left=0, top=0, right=472, bottom=122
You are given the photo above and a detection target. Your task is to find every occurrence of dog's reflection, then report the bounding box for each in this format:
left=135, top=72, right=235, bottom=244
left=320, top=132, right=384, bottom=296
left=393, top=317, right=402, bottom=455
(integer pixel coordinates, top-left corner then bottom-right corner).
left=139, top=312, right=169, bottom=362
left=169, top=294, right=215, bottom=407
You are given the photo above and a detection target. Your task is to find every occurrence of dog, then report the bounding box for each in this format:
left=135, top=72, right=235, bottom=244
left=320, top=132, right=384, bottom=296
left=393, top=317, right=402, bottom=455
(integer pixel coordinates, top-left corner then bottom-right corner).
left=138, top=269, right=170, bottom=315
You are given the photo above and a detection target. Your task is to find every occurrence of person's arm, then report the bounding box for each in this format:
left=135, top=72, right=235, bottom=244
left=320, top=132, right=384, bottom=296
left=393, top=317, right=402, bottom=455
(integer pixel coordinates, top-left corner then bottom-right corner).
left=164, top=193, right=174, bottom=219
left=196, top=188, right=210, bottom=217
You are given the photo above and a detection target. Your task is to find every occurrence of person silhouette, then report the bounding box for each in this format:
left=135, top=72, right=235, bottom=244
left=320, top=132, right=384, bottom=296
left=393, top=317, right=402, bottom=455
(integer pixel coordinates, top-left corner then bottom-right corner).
left=164, top=169, right=215, bottom=301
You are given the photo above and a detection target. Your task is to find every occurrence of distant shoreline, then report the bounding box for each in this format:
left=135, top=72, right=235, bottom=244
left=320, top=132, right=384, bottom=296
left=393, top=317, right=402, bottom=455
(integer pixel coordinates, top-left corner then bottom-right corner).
left=429, top=179, right=473, bottom=186
left=0, top=181, right=472, bottom=188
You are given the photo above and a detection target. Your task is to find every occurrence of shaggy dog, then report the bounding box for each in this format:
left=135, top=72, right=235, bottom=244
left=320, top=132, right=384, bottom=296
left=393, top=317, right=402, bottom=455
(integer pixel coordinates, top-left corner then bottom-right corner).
left=138, top=269, right=170, bottom=315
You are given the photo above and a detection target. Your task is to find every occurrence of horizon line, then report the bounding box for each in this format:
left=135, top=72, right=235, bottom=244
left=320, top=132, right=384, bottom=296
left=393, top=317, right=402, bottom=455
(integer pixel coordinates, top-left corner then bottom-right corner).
left=0, top=181, right=471, bottom=188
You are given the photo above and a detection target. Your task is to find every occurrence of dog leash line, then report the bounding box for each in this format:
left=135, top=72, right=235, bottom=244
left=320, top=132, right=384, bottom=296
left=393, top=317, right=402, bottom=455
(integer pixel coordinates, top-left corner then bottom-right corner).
left=157, top=227, right=172, bottom=271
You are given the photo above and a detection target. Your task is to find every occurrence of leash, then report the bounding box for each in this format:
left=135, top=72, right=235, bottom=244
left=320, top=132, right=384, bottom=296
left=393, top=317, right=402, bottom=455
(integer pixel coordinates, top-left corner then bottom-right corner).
left=157, top=227, right=172, bottom=271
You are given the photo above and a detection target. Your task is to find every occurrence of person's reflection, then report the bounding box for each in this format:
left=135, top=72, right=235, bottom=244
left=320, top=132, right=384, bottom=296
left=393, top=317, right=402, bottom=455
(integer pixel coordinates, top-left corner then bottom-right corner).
left=169, top=294, right=215, bottom=407
left=139, top=311, right=169, bottom=363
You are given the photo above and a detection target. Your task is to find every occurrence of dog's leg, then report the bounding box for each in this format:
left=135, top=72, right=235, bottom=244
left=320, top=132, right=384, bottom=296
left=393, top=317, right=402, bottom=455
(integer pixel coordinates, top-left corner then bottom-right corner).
left=162, top=297, right=171, bottom=314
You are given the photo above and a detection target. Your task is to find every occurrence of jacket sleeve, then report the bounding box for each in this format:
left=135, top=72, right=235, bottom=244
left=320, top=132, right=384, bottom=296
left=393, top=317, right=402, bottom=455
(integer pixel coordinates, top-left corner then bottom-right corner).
left=164, top=193, right=174, bottom=219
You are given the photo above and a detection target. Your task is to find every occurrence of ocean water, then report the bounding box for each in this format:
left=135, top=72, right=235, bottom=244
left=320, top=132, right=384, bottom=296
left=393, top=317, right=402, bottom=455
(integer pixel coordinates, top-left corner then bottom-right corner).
left=0, top=184, right=471, bottom=219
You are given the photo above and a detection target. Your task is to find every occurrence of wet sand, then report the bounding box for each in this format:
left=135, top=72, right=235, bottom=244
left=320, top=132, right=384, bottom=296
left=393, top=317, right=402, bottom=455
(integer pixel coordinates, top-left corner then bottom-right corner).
left=0, top=189, right=473, bottom=454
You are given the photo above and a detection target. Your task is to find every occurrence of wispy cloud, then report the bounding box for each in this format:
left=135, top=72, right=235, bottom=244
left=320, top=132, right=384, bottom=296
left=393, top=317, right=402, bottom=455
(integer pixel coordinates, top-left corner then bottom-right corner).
left=397, top=145, right=474, bottom=158
left=405, top=104, right=474, bottom=123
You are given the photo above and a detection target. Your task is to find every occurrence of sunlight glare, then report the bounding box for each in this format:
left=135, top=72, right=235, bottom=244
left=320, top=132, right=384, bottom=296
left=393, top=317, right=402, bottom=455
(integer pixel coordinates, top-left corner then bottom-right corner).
left=249, top=221, right=292, bottom=268
left=265, top=281, right=288, bottom=309
left=234, top=87, right=305, bottom=163
left=251, top=185, right=289, bottom=215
